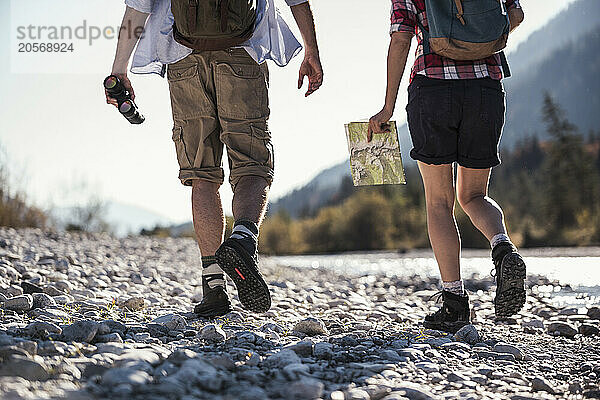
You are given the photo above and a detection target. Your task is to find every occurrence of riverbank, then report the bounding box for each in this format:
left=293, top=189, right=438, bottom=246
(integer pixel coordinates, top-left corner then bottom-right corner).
left=0, top=229, right=599, bottom=399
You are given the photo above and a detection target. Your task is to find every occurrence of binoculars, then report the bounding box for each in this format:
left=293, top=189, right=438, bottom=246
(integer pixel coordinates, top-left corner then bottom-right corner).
left=104, top=75, right=145, bottom=125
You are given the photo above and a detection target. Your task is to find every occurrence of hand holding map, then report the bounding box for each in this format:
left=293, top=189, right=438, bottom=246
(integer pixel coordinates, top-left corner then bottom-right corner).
left=345, top=121, right=406, bottom=187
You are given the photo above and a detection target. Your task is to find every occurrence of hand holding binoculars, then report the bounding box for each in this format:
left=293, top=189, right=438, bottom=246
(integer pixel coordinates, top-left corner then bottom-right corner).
left=104, top=75, right=145, bottom=125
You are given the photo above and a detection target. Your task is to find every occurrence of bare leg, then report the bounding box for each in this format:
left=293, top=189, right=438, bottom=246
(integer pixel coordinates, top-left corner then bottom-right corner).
left=456, top=167, right=506, bottom=241
left=192, top=180, right=225, bottom=255
left=232, top=176, right=270, bottom=226
left=417, top=162, right=461, bottom=282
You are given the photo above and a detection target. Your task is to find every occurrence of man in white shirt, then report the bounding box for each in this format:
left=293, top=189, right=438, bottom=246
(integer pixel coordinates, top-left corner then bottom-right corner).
left=105, top=0, right=323, bottom=318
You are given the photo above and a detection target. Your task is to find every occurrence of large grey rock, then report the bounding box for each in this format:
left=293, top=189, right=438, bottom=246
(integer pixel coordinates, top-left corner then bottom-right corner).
left=102, top=367, right=151, bottom=386
left=61, top=320, right=99, bottom=343
left=388, top=384, right=437, bottom=400
left=454, top=324, right=480, bottom=345
left=31, top=293, right=56, bottom=309
left=26, top=321, right=62, bottom=337
left=493, top=343, right=524, bottom=360
left=398, top=348, right=424, bottom=361
left=95, top=343, right=126, bottom=355
left=287, top=340, right=314, bottom=357
left=579, top=323, right=599, bottom=336
left=95, top=332, right=123, bottom=343
left=3, top=294, right=33, bottom=312
left=284, top=378, right=324, bottom=400
left=21, top=281, right=43, bottom=294
left=522, top=318, right=545, bottom=332
left=152, top=314, right=186, bottom=331
left=263, top=349, right=301, bottom=368
left=100, top=319, right=127, bottom=334
left=313, top=342, right=333, bottom=360
left=547, top=321, right=578, bottom=338
left=283, top=363, right=310, bottom=380
left=116, top=349, right=162, bottom=367
left=0, top=355, right=50, bottom=380
left=43, top=285, right=67, bottom=297
left=415, top=362, right=440, bottom=373
left=199, top=324, right=227, bottom=342
left=293, top=317, right=328, bottom=336
left=380, top=349, right=403, bottom=362
left=531, top=376, right=555, bottom=394
left=587, top=306, right=600, bottom=320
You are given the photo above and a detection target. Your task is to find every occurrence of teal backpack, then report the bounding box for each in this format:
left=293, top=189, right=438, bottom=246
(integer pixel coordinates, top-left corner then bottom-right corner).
left=419, top=0, right=512, bottom=76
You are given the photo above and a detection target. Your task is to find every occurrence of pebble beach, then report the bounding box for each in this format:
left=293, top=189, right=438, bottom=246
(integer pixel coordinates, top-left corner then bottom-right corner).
left=0, top=228, right=599, bottom=400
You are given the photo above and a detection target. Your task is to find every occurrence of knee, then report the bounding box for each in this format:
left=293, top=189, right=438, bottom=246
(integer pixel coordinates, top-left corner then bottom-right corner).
left=457, top=191, right=484, bottom=209
left=426, top=193, right=455, bottom=213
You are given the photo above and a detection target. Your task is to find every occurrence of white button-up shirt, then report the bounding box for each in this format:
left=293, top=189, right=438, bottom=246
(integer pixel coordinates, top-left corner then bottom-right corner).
left=125, top=0, right=307, bottom=76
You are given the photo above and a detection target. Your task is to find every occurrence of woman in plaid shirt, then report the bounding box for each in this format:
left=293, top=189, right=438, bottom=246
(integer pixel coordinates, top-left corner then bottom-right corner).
left=369, top=0, right=526, bottom=333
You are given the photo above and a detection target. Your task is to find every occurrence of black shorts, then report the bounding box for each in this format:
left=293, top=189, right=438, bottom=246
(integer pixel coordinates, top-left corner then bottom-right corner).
left=406, top=75, right=506, bottom=169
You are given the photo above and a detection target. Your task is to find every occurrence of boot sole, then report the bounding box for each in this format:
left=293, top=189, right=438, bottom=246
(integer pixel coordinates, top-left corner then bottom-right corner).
left=495, top=253, right=526, bottom=318
left=216, top=242, right=271, bottom=313
left=194, top=303, right=232, bottom=319
left=423, top=320, right=469, bottom=334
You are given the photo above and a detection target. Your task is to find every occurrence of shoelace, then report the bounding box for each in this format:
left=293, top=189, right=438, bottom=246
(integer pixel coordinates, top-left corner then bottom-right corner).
left=428, top=291, right=444, bottom=303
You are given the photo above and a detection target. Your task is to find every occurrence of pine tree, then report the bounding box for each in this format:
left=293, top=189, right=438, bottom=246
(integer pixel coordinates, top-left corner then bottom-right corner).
left=541, top=92, right=600, bottom=242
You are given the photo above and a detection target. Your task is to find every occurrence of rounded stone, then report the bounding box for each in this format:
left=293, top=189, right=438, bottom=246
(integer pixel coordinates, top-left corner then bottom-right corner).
left=293, top=317, right=328, bottom=336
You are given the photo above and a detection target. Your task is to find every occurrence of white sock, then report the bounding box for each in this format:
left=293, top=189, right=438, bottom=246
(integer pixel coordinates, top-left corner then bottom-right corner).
left=203, top=262, right=225, bottom=289
left=490, top=233, right=512, bottom=249
left=442, top=280, right=465, bottom=295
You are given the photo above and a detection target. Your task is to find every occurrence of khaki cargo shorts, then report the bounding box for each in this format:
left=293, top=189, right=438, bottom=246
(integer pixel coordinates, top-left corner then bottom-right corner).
left=167, top=48, right=273, bottom=188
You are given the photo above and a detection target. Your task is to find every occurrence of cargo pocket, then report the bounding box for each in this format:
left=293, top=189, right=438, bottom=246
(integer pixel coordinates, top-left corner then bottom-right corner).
left=215, top=62, right=268, bottom=120
left=167, top=63, right=214, bottom=120
left=172, top=126, right=193, bottom=169
left=250, top=125, right=274, bottom=167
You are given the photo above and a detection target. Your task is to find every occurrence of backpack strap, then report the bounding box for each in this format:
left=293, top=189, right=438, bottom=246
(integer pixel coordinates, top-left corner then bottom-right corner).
left=189, top=1, right=198, bottom=33
left=499, top=51, right=511, bottom=78
left=415, top=19, right=431, bottom=55
left=454, top=0, right=466, bottom=25
left=220, top=0, right=229, bottom=32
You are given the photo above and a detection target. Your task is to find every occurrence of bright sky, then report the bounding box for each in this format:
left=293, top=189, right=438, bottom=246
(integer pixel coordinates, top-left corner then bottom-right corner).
left=0, top=0, right=578, bottom=223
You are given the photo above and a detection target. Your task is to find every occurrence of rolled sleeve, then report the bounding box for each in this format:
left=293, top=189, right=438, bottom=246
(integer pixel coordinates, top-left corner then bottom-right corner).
left=284, top=0, right=308, bottom=6
left=390, top=0, right=418, bottom=35
left=125, top=0, right=154, bottom=14
left=506, top=0, right=521, bottom=10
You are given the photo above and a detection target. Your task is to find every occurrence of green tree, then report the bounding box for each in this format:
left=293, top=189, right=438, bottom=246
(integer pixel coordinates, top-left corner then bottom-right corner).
left=540, top=93, right=600, bottom=243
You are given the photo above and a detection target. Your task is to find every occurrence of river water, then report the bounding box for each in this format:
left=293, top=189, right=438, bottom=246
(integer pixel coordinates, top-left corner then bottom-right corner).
left=270, top=247, right=600, bottom=308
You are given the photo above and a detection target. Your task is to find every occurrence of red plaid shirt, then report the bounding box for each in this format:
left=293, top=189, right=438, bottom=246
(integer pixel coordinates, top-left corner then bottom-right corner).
left=391, top=0, right=520, bottom=82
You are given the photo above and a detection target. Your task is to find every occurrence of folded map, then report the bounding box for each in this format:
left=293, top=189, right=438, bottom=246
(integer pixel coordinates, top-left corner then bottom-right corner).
left=345, top=121, right=406, bottom=186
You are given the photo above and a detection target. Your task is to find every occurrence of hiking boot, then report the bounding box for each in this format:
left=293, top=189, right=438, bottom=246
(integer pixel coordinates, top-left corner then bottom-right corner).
left=193, top=275, right=232, bottom=318
left=216, top=234, right=271, bottom=313
left=492, top=243, right=526, bottom=318
left=423, top=290, right=470, bottom=333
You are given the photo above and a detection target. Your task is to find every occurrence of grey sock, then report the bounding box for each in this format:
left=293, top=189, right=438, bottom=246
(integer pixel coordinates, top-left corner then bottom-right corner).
left=442, top=280, right=465, bottom=296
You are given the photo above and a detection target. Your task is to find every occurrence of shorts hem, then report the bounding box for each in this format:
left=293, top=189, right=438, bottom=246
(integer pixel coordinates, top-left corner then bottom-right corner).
left=410, top=150, right=457, bottom=166
left=229, top=167, right=274, bottom=188
left=179, top=168, right=225, bottom=187
left=457, top=157, right=501, bottom=169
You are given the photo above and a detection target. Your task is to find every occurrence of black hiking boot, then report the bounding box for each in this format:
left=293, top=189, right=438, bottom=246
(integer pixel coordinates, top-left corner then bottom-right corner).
left=492, top=242, right=526, bottom=318
left=193, top=275, right=232, bottom=318
left=216, top=232, right=271, bottom=313
left=423, top=290, right=470, bottom=333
